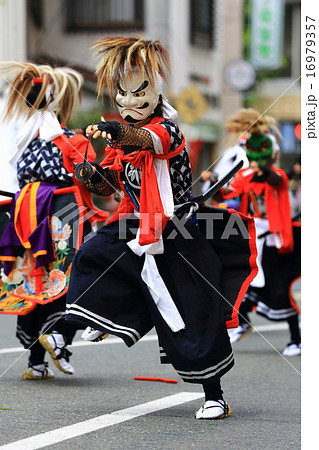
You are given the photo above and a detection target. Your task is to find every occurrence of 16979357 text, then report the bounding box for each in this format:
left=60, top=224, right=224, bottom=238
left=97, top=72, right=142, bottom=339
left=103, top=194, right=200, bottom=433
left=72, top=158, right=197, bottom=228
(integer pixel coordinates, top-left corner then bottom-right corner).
left=305, top=15, right=317, bottom=139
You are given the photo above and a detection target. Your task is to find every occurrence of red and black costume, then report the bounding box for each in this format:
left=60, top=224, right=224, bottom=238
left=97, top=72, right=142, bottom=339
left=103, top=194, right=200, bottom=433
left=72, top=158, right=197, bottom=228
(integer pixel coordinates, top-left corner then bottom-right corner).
left=65, top=36, right=258, bottom=417
left=222, top=161, right=301, bottom=346
left=66, top=116, right=257, bottom=385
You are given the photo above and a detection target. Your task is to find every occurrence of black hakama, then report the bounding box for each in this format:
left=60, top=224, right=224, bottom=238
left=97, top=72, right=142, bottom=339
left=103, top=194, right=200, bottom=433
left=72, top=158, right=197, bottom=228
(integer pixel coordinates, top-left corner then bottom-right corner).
left=66, top=206, right=256, bottom=384
left=255, top=223, right=301, bottom=320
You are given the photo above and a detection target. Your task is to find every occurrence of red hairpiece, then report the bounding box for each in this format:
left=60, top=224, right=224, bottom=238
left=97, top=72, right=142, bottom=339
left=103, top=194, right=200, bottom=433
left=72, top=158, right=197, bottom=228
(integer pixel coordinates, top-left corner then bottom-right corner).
left=32, top=78, right=43, bottom=86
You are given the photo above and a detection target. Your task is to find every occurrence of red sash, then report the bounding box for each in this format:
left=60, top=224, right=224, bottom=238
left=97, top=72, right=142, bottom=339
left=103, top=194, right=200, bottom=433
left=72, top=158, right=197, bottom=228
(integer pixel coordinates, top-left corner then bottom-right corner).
left=102, top=117, right=185, bottom=245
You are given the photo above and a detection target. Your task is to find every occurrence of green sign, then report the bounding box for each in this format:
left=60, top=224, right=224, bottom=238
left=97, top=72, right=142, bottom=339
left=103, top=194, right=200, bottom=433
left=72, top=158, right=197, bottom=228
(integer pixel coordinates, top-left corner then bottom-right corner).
left=250, top=0, right=284, bottom=69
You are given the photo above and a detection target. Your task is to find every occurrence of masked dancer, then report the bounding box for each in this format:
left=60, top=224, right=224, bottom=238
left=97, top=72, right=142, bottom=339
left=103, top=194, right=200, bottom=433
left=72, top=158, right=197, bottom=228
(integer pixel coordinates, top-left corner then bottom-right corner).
left=65, top=37, right=257, bottom=419
left=218, top=114, right=301, bottom=356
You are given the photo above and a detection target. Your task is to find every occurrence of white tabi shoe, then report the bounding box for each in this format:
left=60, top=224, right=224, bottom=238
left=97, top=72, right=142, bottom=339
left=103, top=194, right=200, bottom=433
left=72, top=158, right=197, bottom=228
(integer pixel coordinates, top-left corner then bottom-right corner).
left=21, top=363, right=54, bottom=380
left=282, top=342, right=301, bottom=356
left=39, top=333, right=74, bottom=375
left=81, top=327, right=109, bottom=342
left=229, top=324, right=253, bottom=344
left=195, top=400, right=232, bottom=420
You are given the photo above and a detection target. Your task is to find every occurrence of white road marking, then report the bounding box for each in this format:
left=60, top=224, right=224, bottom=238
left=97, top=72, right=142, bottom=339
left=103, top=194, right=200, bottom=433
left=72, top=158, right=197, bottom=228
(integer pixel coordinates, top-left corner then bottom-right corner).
left=0, top=323, right=289, bottom=355
left=0, top=334, right=156, bottom=354
left=0, top=392, right=204, bottom=450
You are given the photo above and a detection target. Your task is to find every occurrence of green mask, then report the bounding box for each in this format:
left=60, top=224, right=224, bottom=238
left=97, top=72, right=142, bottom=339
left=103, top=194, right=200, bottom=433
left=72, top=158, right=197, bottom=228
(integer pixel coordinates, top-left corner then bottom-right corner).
left=246, top=133, right=273, bottom=165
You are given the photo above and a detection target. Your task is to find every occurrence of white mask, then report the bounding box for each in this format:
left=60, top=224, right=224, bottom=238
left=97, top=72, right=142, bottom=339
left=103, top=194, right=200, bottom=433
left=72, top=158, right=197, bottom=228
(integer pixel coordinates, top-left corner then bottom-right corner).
left=115, top=72, right=161, bottom=123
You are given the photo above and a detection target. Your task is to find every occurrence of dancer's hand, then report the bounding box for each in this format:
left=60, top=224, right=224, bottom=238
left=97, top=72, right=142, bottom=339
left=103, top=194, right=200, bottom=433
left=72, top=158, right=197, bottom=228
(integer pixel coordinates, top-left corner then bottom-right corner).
left=86, top=121, right=120, bottom=140
left=85, top=124, right=104, bottom=139
left=250, top=161, right=263, bottom=176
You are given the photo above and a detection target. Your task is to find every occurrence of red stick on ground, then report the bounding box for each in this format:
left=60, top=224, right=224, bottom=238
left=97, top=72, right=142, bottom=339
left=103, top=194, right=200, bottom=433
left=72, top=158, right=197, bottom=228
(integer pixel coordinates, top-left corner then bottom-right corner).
left=133, top=377, right=178, bottom=384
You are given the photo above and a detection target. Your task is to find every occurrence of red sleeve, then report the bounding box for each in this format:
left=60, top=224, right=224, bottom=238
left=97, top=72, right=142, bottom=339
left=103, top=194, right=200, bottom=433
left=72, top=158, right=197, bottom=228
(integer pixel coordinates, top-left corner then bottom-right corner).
left=51, top=133, right=109, bottom=223
left=221, top=171, right=245, bottom=199
left=53, top=134, right=96, bottom=174
left=66, top=134, right=96, bottom=166
left=272, top=166, right=289, bottom=188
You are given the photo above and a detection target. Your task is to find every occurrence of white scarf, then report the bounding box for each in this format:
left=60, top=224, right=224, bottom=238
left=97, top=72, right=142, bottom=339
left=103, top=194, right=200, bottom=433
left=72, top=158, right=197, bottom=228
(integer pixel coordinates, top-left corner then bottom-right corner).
left=127, top=235, right=185, bottom=333
left=10, top=87, right=63, bottom=165
left=126, top=126, right=185, bottom=333
left=162, top=96, right=178, bottom=121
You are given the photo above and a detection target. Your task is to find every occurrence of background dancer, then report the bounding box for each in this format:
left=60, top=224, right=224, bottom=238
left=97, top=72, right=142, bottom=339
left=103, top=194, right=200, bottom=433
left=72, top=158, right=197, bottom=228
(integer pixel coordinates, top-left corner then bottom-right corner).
left=217, top=114, right=301, bottom=356
left=0, top=62, right=108, bottom=379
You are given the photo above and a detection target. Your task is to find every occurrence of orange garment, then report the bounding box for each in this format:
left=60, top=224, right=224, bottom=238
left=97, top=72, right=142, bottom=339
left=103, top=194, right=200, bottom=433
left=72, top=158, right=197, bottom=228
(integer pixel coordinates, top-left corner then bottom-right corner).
left=53, top=132, right=109, bottom=223
left=222, top=166, right=293, bottom=253
left=14, top=182, right=42, bottom=249
left=101, top=117, right=185, bottom=246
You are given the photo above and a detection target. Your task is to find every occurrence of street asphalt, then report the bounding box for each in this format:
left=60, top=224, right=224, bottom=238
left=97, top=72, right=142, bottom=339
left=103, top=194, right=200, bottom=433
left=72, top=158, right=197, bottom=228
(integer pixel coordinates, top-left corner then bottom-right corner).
left=0, top=294, right=302, bottom=449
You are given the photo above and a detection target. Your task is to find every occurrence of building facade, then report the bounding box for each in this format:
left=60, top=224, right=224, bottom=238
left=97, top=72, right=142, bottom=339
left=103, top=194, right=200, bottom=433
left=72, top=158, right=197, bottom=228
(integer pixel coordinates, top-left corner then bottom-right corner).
left=23, top=0, right=244, bottom=193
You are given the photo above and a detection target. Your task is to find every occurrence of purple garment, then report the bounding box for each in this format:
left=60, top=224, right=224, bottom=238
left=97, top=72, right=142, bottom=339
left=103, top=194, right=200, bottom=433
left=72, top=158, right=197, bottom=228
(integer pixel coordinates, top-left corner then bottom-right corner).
left=0, top=182, right=59, bottom=276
